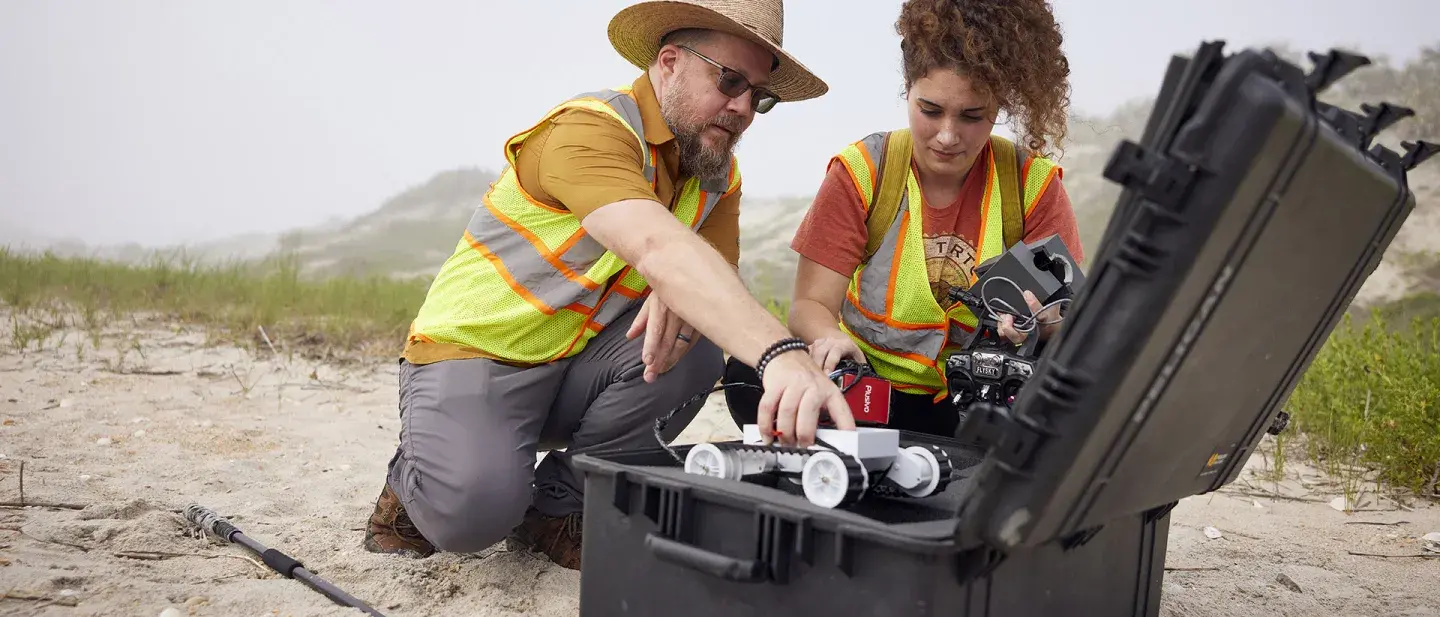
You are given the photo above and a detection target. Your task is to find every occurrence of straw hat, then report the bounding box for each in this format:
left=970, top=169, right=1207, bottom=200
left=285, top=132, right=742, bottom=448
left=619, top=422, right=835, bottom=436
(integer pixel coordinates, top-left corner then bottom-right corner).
left=607, top=0, right=829, bottom=103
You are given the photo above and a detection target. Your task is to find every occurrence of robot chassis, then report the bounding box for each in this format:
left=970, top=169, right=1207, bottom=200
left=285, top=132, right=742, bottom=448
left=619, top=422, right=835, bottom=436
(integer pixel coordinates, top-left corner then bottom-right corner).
left=683, top=425, right=954, bottom=509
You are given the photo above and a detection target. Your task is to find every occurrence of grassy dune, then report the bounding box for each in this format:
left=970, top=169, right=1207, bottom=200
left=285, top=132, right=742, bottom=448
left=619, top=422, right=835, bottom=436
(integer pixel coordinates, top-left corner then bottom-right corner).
left=1, top=247, right=1435, bottom=503
left=1, top=247, right=428, bottom=359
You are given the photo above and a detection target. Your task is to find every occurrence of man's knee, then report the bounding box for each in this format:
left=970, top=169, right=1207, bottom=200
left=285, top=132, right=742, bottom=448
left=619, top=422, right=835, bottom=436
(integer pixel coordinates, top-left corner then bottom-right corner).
left=644, top=339, right=723, bottom=441
left=663, top=339, right=725, bottom=416
left=389, top=356, right=558, bottom=553
left=403, top=466, right=532, bottom=553
left=674, top=338, right=724, bottom=390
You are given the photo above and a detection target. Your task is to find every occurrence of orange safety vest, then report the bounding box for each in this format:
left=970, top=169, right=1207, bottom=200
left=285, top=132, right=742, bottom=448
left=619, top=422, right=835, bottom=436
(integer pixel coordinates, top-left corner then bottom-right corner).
left=407, top=86, right=740, bottom=364
left=832, top=129, right=1060, bottom=400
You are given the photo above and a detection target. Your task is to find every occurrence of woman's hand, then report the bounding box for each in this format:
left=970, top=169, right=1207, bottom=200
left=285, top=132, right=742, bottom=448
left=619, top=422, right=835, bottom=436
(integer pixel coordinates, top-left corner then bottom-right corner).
left=788, top=256, right=861, bottom=368
left=997, top=290, right=1063, bottom=345
left=808, top=334, right=866, bottom=372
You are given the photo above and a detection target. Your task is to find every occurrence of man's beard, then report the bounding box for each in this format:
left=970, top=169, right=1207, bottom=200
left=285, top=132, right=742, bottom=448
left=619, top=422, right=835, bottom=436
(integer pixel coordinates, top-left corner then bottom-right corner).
left=661, top=78, right=743, bottom=181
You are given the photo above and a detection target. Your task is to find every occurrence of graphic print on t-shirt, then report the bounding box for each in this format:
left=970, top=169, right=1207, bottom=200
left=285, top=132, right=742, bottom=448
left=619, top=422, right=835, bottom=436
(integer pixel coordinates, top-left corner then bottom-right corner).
left=924, top=233, right=976, bottom=310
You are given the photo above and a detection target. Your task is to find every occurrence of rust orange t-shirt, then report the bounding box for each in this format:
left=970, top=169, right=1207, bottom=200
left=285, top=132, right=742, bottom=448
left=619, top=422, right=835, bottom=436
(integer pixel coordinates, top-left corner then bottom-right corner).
left=791, top=139, right=1085, bottom=312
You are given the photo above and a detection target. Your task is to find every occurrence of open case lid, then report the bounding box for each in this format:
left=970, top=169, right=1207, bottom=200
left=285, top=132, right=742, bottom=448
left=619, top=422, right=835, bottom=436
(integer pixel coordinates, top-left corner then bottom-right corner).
left=952, top=41, right=1438, bottom=550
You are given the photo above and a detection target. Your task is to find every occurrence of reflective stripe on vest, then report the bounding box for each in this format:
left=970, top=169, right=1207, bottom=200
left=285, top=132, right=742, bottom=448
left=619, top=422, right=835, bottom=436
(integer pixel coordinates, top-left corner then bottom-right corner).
left=834, top=130, right=1058, bottom=399
left=408, top=86, right=740, bottom=364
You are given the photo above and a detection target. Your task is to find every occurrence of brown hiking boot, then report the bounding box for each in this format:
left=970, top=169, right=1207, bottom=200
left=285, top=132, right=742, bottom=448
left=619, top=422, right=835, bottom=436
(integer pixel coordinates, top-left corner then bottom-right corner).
left=504, top=507, right=583, bottom=570
left=363, top=484, right=435, bottom=558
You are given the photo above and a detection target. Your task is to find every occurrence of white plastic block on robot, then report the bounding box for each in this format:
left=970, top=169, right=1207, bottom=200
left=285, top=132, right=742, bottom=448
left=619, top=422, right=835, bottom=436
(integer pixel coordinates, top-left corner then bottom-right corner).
left=682, top=424, right=953, bottom=509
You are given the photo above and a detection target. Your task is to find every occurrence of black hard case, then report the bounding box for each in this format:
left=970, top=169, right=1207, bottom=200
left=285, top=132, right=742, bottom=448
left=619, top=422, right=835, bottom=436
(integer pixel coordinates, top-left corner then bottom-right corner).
left=571, top=43, right=1421, bottom=617
left=575, top=437, right=1172, bottom=617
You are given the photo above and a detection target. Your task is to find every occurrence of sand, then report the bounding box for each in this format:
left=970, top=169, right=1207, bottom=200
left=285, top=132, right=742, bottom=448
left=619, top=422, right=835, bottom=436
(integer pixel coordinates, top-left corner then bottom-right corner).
left=1, top=313, right=1437, bottom=617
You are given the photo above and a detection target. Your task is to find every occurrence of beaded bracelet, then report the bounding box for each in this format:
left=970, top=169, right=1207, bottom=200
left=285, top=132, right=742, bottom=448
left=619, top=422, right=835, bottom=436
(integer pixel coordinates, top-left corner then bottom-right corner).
left=756, top=337, right=808, bottom=382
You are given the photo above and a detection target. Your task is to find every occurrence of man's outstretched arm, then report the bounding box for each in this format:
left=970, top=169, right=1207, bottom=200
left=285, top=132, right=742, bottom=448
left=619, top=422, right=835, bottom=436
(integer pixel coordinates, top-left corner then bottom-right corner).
left=526, top=108, right=852, bottom=445
left=582, top=198, right=855, bottom=445
left=586, top=198, right=780, bottom=367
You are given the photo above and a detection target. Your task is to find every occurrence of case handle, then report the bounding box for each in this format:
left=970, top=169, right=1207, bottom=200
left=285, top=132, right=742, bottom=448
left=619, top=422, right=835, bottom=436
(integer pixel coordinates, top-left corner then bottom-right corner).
left=644, top=533, right=769, bottom=583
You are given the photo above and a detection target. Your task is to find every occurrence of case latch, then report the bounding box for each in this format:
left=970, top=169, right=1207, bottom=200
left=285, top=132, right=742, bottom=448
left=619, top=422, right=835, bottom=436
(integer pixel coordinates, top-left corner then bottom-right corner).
left=956, top=402, right=1048, bottom=474
left=1102, top=140, right=1196, bottom=210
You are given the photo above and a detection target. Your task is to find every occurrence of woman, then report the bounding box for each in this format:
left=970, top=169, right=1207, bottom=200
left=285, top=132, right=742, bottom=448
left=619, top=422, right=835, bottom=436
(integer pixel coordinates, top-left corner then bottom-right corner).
left=727, top=0, right=1084, bottom=438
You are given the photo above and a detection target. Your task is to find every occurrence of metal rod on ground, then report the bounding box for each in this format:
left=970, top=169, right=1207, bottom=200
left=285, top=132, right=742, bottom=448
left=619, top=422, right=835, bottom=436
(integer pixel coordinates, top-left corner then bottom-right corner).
left=183, top=503, right=387, bottom=616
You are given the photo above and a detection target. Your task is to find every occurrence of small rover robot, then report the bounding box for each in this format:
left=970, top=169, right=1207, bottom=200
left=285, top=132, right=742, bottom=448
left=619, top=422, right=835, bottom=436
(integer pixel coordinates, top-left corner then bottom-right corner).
left=682, top=425, right=954, bottom=508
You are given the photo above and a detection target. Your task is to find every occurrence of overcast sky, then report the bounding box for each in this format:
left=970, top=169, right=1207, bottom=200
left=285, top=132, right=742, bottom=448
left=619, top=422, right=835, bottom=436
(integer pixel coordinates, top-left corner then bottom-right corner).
left=2, top=0, right=1436, bottom=247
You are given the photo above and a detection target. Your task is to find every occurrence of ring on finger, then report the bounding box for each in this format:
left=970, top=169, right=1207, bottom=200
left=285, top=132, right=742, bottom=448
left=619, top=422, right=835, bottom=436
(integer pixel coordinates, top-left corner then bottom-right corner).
left=676, top=332, right=691, bottom=343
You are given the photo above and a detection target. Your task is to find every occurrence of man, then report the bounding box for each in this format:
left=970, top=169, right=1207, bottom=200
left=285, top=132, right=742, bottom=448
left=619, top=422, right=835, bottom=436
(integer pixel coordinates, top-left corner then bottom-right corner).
left=363, top=0, right=856, bottom=571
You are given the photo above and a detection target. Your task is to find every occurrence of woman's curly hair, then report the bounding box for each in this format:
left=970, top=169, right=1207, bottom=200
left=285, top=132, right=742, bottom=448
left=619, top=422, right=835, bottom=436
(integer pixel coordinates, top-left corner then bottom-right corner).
left=897, top=0, right=1072, bottom=157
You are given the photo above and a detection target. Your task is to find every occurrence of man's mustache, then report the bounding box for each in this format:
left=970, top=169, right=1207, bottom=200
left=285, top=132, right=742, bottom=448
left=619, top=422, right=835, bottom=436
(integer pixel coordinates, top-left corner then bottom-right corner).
left=693, top=113, right=743, bottom=142
left=711, top=113, right=743, bottom=133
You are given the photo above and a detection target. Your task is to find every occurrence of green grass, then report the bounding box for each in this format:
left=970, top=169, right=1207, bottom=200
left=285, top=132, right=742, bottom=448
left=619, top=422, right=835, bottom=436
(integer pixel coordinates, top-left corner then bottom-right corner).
left=0, top=246, right=791, bottom=359
left=1284, top=310, right=1440, bottom=500
left=2, top=247, right=1436, bottom=500
left=763, top=296, right=790, bottom=324
left=0, top=247, right=429, bottom=358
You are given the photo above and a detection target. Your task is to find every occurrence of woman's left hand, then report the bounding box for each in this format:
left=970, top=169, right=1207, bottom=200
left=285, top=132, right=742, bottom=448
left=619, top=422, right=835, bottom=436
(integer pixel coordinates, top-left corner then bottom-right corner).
left=997, top=290, right=1062, bottom=345
left=809, top=334, right=866, bottom=373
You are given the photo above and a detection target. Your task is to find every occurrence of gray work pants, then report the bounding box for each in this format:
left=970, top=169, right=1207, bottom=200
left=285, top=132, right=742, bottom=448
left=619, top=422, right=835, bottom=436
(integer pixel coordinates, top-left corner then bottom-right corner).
left=384, top=300, right=721, bottom=553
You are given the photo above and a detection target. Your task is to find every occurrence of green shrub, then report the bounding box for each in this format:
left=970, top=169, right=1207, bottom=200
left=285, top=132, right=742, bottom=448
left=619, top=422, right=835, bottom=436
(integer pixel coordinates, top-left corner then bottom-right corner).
left=1286, top=311, right=1440, bottom=498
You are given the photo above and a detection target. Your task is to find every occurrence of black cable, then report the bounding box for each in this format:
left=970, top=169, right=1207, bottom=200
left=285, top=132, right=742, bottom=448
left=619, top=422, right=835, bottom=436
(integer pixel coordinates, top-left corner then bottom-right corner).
left=654, top=381, right=762, bottom=464
left=976, top=275, right=1071, bottom=334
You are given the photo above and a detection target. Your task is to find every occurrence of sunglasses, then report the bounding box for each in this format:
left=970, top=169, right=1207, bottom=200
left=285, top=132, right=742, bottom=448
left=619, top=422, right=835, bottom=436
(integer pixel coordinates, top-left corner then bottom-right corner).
left=677, top=45, right=780, bottom=114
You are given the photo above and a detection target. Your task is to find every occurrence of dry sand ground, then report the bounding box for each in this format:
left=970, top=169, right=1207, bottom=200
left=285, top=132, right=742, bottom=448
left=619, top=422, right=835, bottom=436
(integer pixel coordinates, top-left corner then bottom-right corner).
left=1, top=314, right=1438, bottom=617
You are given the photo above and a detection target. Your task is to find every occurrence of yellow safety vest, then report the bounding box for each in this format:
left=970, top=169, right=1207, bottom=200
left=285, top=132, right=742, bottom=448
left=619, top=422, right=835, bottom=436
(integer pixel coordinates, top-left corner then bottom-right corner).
left=832, top=130, right=1060, bottom=400
left=407, top=86, right=740, bottom=364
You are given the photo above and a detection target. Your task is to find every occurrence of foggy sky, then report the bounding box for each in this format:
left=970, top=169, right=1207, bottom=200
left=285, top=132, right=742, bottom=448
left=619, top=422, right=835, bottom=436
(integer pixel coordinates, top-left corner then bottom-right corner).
left=2, top=0, right=1436, bottom=247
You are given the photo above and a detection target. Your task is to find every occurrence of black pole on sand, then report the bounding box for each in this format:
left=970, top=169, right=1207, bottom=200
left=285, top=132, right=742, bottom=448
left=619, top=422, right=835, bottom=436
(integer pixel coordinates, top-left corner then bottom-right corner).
left=183, top=503, right=387, bottom=616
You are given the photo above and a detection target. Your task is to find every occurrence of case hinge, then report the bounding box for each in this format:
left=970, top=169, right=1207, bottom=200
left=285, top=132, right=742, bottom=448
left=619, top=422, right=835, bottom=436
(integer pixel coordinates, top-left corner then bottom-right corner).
left=1102, top=140, right=1197, bottom=210
left=956, top=402, right=1047, bottom=474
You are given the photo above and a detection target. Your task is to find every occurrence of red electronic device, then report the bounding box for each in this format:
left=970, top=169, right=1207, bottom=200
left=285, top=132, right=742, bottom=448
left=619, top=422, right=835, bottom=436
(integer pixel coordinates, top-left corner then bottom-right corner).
left=839, top=372, right=893, bottom=425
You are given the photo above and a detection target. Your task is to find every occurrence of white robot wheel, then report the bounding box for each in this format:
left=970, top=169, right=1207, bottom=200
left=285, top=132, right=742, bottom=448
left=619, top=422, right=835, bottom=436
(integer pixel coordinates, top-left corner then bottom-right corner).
left=899, top=445, right=945, bottom=498
left=801, top=451, right=864, bottom=509
left=684, top=443, right=738, bottom=480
